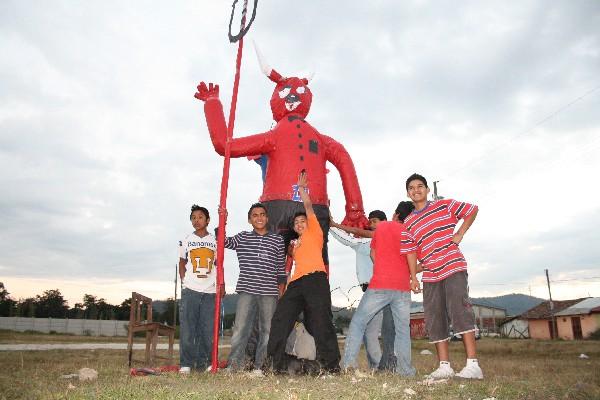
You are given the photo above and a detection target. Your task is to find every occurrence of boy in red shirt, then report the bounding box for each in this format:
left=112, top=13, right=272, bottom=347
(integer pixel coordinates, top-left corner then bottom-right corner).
left=341, top=203, right=420, bottom=376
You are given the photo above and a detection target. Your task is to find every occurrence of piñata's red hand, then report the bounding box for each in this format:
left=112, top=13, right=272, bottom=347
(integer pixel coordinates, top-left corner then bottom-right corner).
left=341, top=210, right=368, bottom=229
left=194, top=82, right=220, bottom=102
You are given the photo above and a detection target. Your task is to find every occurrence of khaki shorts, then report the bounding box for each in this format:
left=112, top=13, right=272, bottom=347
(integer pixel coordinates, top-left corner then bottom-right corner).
left=423, top=271, right=476, bottom=343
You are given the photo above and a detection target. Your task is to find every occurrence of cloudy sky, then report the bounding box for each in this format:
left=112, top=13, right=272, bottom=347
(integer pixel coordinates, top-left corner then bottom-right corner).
left=1, top=1, right=599, bottom=309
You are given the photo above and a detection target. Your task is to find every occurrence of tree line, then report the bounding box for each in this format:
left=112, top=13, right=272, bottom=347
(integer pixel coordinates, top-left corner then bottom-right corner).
left=0, top=282, right=346, bottom=332
left=0, top=282, right=176, bottom=323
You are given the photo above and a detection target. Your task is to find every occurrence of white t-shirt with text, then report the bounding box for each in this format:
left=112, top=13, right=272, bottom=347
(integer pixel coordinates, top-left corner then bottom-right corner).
left=179, top=232, right=217, bottom=293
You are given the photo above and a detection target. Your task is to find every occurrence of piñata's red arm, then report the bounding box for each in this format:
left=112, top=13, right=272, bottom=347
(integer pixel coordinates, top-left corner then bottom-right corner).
left=204, top=98, right=274, bottom=157
left=322, top=134, right=368, bottom=229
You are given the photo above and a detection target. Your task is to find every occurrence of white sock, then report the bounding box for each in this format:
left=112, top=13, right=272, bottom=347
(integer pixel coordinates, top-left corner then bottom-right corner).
left=466, top=358, right=478, bottom=366
left=440, top=361, right=451, bottom=368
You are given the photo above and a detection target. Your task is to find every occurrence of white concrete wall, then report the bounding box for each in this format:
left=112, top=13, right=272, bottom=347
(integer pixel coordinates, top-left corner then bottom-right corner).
left=0, top=317, right=128, bottom=336
left=500, top=319, right=530, bottom=338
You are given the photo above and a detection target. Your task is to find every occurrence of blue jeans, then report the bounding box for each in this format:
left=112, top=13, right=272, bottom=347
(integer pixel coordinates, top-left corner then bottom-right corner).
left=363, top=309, right=383, bottom=369
left=379, top=304, right=396, bottom=370
left=179, top=288, right=215, bottom=370
left=227, top=292, right=278, bottom=370
left=342, top=289, right=415, bottom=376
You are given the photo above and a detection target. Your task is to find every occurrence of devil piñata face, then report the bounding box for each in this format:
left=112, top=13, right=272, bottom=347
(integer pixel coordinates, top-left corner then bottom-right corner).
left=270, top=77, right=312, bottom=122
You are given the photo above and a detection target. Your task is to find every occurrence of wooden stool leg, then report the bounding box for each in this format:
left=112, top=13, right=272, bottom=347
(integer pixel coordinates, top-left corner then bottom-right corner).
left=127, top=330, right=134, bottom=367
left=168, top=331, right=174, bottom=363
left=151, top=329, right=158, bottom=366
left=145, top=331, right=152, bottom=365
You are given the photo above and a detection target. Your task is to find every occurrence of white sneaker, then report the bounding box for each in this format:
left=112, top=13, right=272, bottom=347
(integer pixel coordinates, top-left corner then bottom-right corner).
left=179, top=366, right=191, bottom=374
left=456, top=363, right=483, bottom=379
left=426, top=364, right=455, bottom=379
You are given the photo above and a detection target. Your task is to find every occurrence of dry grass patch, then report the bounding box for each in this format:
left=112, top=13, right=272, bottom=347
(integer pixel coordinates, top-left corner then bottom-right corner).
left=0, top=329, right=133, bottom=344
left=0, top=337, right=598, bottom=399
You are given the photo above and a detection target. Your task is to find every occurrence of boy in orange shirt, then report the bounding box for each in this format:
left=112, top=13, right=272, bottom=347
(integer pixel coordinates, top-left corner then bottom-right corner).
left=264, top=171, right=340, bottom=374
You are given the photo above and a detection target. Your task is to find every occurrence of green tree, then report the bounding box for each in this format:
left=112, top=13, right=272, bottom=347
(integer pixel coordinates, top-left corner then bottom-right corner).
left=82, top=294, right=100, bottom=319
left=96, top=298, right=115, bottom=320
left=80, top=294, right=119, bottom=320
left=0, top=282, right=17, bottom=317
left=35, top=289, right=68, bottom=318
left=16, top=298, right=36, bottom=318
left=155, top=298, right=178, bottom=326
left=114, top=298, right=131, bottom=321
left=68, top=302, right=85, bottom=319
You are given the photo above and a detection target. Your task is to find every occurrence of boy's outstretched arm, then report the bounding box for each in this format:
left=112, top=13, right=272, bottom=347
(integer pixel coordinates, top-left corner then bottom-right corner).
left=452, top=208, right=478, bottom=244
left=298, top=170, right=314, bottom=216
left=331, top=219, right=374, bottom=238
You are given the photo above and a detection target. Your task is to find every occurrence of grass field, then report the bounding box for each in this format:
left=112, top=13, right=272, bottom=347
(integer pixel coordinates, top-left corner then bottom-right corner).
left=0, top=332, right=598, bottom=400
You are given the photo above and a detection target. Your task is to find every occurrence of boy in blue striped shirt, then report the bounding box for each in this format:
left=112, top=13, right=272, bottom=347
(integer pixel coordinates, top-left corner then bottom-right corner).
left=224, top=203, right=287, bottom=372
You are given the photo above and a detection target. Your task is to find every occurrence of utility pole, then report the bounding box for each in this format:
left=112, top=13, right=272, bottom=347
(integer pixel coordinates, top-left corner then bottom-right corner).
left=545, top=269, right=556, bottom=339
left=433, top=180, right=445, bottom=201
left=173, top=263, right=178, bottom=327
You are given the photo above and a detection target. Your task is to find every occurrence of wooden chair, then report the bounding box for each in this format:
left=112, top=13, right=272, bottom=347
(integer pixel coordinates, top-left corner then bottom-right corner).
left=127, top=292, right=176, bottom=367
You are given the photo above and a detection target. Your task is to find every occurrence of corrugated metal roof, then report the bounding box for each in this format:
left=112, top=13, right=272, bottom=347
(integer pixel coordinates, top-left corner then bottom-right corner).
left=472, top=298, right=506, bottom=311
left=554, top=297, right=600, bottom=316
left=520, top=298, right=587, bottom=319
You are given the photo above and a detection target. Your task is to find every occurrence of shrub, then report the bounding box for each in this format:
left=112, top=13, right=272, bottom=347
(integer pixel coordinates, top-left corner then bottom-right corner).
left=588, top=328, right=600, bottom=340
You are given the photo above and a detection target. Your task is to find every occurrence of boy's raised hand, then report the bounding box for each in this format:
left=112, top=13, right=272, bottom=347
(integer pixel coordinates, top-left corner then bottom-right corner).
left=297, top=169, right=308, bottom=188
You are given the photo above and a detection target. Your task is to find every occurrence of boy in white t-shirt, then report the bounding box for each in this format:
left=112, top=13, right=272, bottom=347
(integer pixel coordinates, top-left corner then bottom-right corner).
left=178, top=205, right=217, bottom=373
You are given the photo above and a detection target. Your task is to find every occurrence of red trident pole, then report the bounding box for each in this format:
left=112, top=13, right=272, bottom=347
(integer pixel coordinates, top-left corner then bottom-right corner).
left=211, top=0, right=251, bottom=373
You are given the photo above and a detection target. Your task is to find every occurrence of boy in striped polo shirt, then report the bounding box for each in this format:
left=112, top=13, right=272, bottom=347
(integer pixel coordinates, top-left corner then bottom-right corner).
left=404, top=173, right=482, bottom=379
left=224, top=203, right=287, bottom=372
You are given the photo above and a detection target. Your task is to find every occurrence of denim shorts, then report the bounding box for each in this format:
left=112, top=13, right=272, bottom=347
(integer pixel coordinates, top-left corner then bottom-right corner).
left=422, top=271, right=476, bottom=343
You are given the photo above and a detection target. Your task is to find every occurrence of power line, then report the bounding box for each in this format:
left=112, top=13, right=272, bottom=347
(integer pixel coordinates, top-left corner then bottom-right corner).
left=452, top=276, right=600, bottom=287
left=469, top=135, right=600, bottom=202
left=443, top=83, right=600, bottom=180
left=551, top=276, right=600, bottom=283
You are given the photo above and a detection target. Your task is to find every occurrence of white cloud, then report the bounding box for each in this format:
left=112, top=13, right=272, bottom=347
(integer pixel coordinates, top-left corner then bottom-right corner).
left=1, top=0, right=599, bottom=306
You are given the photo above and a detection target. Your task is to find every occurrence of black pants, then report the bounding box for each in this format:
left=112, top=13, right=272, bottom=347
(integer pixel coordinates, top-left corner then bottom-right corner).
left=265, top=272, right=340, bottom=373
left=263, top=200, right=330, bottom=265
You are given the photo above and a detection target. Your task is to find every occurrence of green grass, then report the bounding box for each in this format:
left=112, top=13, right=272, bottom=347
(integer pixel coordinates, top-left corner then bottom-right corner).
left=0, top=335, right=599, bottom=399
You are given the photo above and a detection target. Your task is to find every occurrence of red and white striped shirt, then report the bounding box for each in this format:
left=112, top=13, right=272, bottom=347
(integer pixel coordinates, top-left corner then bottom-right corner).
left=404, top=199, right=478, bottom=283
